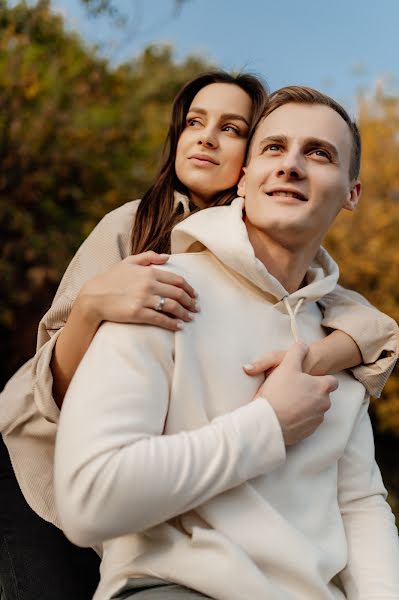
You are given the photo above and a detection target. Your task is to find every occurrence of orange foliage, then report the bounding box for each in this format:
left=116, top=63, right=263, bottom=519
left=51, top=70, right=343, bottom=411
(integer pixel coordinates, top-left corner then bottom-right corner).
left=325, top=87, right=399, bottom=433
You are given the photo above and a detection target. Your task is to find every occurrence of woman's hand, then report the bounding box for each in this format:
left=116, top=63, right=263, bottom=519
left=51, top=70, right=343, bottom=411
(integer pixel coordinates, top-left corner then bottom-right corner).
left=78, top=251, right=199, bottom=332
left=52, top=251, right=198, bottom=408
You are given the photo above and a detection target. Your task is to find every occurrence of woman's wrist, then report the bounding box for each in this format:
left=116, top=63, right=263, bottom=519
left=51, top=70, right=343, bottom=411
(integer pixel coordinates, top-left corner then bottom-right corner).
left=304, top=331, right=363, bottom=377
left=74, top=288, right=103, bottom=329
left=302, top=340, right=328, bottom=376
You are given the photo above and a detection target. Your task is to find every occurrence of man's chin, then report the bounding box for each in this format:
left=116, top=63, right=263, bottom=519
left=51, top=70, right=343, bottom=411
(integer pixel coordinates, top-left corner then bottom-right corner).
left=259, top=220, right=319, bottom=245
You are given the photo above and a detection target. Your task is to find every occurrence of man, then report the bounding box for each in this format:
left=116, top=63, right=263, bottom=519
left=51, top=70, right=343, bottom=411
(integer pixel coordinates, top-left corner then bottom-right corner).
left=55, top=87, right=399, bottom=600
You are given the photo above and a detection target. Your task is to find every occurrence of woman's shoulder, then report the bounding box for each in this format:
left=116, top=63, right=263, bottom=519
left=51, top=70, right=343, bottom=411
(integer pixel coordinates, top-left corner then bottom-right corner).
left=78, top=199, right=141, bottom=260
left=96, top=199, right=141, bottom=236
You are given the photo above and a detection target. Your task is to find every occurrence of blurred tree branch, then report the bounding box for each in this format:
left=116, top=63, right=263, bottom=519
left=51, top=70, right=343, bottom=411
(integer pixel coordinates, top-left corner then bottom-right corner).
left=76, top=0, right=193, bottom=63
left=79, top=0, right=189, bottom=25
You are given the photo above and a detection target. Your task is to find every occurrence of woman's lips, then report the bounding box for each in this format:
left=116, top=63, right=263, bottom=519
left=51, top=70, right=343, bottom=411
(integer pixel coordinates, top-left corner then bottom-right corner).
left=189, top=154, right=219, bottom=166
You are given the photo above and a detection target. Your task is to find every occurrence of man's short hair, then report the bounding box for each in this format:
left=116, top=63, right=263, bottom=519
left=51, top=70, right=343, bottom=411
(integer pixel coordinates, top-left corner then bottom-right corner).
left=249, top=86, right=361, bottom=181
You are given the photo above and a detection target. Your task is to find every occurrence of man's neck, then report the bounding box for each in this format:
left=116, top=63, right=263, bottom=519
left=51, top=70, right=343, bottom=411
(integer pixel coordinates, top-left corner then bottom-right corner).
left=245, top=219, right=321, bottom=294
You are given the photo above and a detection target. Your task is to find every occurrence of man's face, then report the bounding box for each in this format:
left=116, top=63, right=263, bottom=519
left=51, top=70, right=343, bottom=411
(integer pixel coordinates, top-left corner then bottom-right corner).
left=238, top=103, right=361, bottom=249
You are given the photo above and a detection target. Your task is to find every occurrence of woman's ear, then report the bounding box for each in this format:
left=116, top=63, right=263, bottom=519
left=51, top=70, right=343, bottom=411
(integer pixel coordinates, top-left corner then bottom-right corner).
left=344, top=180, right=361, bottom=211
left=237, top=168, right=247, bottom=198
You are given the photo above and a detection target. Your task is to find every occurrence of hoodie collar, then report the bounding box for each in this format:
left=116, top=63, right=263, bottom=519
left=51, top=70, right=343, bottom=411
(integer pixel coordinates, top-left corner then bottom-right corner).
left=171, top=197, right=339, bottom=305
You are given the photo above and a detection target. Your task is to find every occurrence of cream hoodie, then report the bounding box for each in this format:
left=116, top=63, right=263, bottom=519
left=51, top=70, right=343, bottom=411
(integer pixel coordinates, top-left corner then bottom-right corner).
left=55, top=198, right=399, bottom=600
left=1, top=196, right=397, bottom=534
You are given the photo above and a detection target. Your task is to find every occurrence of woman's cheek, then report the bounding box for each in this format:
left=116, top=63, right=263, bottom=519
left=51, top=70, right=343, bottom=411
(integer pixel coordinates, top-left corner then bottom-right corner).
left=225, top=147, right=246, bottom=187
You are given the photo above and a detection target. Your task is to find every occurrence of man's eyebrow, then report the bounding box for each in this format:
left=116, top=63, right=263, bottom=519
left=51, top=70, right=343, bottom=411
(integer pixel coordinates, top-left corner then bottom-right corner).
left=256, top=135, right=288, bottom=150
left=188, top=107, right=250, bottom=126
left=304, top=137, right=339, bottom=161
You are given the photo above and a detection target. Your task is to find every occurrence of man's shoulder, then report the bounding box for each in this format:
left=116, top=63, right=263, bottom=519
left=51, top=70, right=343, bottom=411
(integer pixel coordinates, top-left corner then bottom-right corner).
left=163, top=251, right=216, bottom=278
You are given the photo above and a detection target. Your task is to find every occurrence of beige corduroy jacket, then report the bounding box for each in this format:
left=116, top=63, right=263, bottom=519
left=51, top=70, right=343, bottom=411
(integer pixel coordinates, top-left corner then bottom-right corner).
left=0, top=195, right=398, bottom=530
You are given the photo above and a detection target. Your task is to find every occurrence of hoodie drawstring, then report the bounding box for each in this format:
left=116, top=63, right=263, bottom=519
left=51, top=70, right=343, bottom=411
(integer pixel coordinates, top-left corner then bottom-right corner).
left=283, top=297, right=304, bottom=342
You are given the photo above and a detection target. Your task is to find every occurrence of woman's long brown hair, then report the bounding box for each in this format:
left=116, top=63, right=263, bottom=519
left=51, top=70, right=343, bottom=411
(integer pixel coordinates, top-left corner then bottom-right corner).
left=131, top=71, right=268, bottom=255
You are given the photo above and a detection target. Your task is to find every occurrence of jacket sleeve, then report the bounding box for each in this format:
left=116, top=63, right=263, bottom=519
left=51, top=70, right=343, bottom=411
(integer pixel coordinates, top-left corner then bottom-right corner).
left=319, top=284, right=399, bottom=398
left=54, top=321, right=286, bottom=548
left=338, top=399, right=399, bottom=598
left=30, top=201, right=138, bottom=424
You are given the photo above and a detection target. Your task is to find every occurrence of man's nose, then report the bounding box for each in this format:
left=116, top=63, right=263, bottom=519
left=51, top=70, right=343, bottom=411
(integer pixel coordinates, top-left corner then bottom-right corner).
left=276, top=151, right=305, bottom=179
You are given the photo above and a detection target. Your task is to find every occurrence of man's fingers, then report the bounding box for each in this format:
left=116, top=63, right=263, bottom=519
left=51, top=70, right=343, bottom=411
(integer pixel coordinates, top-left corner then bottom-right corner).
left=281, top=342, right=309, bottom=371
left=319, top=374, right=339, bottom=393
left=243, top=351, right=285, bottom=376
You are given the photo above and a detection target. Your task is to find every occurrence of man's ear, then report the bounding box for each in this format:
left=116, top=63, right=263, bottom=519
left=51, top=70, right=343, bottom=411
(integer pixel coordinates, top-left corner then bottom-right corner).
left=237, top=168, right=247, bottom=198
left=344, top=180, right=361, bottom=211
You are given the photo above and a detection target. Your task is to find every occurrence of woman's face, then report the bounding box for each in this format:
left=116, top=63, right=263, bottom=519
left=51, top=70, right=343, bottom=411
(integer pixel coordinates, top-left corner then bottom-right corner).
left=175, top=83, right=253, bottom=207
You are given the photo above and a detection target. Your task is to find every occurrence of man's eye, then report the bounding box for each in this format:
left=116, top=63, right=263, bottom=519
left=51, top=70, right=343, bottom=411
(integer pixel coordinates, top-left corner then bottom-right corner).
left=311, top=149, right=330, bottom=160
left=262, top=144, right=281, bottom=153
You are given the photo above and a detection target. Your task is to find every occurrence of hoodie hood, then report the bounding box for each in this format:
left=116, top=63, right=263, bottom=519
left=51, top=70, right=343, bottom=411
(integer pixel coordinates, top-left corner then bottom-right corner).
left=171, top=197, right=339, bottom=306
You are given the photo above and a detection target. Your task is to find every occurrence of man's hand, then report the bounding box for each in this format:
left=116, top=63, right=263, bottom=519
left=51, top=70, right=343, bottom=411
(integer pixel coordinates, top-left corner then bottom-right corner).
left=243, top=350, right=286, bottom=376
left=243, top=330, right=363, bottom=377
left=253, top=342, right=338, bottom=446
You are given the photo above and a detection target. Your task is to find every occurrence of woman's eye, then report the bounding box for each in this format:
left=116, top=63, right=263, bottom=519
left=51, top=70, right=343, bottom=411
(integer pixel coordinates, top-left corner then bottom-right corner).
left=223, top=125, right=240, bottom=134
left=187, top=118, right=201, bottom=127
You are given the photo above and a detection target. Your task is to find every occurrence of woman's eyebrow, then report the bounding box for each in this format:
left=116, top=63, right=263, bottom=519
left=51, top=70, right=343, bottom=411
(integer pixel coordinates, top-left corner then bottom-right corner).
left=222, top=113, right=250, bottom=126
left=188, top=107, right=249, bottom=126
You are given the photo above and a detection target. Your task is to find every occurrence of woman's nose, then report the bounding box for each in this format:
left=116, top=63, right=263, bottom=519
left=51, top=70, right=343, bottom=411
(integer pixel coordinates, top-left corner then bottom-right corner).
left=197, top=127, right=218, bottom=148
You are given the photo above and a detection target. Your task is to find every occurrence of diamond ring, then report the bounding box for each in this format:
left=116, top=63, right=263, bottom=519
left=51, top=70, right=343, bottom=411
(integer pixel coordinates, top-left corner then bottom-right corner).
left=155, top=296, right=166, bottom=312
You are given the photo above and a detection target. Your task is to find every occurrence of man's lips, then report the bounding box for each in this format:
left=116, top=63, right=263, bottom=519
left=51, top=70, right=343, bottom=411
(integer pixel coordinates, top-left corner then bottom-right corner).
left=189, top=154, right=219, bottom=165
left=265, top=189, right=308, bottom=202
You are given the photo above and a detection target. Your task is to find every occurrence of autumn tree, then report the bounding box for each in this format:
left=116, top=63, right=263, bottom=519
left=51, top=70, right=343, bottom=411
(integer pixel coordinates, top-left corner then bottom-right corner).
left=0, top=0, right=209, bottom=384
left=325, top=86, right=399, bottom=431
left=324, top=85, right=399, bottom=516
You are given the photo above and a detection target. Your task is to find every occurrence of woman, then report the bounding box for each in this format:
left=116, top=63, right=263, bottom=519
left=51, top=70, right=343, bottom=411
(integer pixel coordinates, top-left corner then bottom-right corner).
left=0, top=71, right=397, bottom=600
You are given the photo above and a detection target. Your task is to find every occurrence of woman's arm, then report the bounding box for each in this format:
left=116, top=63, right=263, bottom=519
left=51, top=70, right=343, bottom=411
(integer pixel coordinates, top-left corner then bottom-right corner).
left=27, top=201, right=198, bottom=423
left=319, top=284, right=399, bottom=397
left=244, top=286, right=398, bottom=398
left=244, top=330, right=362, bottom=378
left=51, top=253, right=198, bottom=408
left=304, top=330, right=362, bottom=375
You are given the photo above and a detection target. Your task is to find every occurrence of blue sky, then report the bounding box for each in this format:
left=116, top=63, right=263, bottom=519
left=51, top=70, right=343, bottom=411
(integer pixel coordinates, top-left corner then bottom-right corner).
left=51, top=0, right=399, bottom=113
